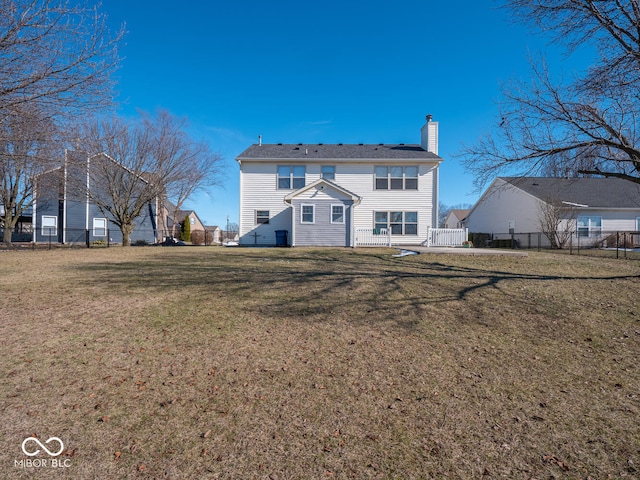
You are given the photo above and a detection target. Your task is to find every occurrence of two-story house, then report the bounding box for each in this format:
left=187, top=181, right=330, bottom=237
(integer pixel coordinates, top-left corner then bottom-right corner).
left=33, top=151, right=160, bottom=245
left=236, top=116, right=442, bottom=247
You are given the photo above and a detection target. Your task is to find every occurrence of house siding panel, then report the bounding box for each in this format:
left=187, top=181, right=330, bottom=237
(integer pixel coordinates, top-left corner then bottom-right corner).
left=292, top=199, right=352, bottom=247
left=240, top=162, right=294, bottom=245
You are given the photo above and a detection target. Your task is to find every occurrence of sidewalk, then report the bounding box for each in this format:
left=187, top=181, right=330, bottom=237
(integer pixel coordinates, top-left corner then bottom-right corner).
left=397, top=246, right=529, bottom=257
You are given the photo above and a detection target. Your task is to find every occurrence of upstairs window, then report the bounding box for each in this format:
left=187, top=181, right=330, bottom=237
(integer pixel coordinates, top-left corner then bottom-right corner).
left=374, top=166, right=418, bottom=190
left=321, top=165, right=336, bottom=180
left=278, top=165, right=305, bottom=189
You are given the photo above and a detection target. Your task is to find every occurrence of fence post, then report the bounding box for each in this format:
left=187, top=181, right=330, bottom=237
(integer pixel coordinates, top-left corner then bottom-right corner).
left=107, top=229, right=110, bottom=247
left=86, top=229, right=90, bottom=248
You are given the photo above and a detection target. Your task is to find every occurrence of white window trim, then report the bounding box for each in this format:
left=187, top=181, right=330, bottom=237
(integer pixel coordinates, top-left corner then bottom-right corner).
left=321, top=165, right=336, bottom=180
left=578, top=215, right=602, bottom=237
left=331, top=204, right=345, bottom=224
left=256, top=210, right=270, bottom=225
left=301, top=204, right=315, bottom=224
left=277, top=165, right=306, bottom=190
left=374, top=165, right=419, bottom=191
left=93, top=218, right=107, bottom=237
left=41, top=215, right=57, bottom=236
left=374, top=210, right=418, bottom=235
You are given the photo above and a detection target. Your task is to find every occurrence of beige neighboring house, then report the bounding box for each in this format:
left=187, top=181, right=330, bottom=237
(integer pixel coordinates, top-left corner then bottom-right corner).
left=162, top=201, right=206, bottom=239
left=443, top=209, right=469, bottom=229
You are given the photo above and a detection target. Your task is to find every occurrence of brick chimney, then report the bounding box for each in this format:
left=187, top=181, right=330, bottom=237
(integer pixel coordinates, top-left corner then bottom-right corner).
left=420, top=114, right=438, bottom=155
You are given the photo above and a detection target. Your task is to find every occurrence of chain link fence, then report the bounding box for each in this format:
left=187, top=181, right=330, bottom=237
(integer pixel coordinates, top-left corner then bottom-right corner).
left=469, top=230, right=640, bottom=259
left=13, top=227, right=218, bottom=248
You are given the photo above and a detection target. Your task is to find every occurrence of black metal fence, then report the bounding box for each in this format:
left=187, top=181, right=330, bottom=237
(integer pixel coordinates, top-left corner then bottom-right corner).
left=16, top=227, right=218, bottom=248
left=470, top=230, right=640, bottom=259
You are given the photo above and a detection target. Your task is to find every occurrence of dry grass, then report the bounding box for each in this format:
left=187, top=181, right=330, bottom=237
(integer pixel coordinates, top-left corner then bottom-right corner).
left=0, top=246, right=639, bottom=479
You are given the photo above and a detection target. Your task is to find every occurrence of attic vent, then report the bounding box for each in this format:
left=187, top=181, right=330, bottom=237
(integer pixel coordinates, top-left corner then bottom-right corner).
left=277, top=143, right=283, bottom=145
left=532, top=182, right=539, bottom=186
left=294, top=147, right=300, bottom=150
left=298, top=143, right=303, bottom=145
left=338, top=143, right=343, bottom=145
left=358, top=143, right=363, bottom=145
left=399, top=143, right=405, bottom=146
left=379, top=143, right=384, bottom=146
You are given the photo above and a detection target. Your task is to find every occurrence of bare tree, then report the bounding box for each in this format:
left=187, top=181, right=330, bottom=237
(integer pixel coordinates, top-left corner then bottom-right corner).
left=537, top=198, right=577, bottom=249
left=460, top=1, right=640, bottom=189
left=141, top=111, right=223, bottom=240
left=0, top=0, right=123, bottom=117
left=0, top=105, right=61, bottom=243
left=0, top=0, right=123, bottom=245
left=73, top=111, right=224, bottom=246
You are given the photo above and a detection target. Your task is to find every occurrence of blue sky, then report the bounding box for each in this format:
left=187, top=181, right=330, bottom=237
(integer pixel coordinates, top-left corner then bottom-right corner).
left=102, top=1, right=585, bottom=228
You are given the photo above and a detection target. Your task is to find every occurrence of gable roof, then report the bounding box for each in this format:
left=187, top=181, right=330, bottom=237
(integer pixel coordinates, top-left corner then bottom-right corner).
left=447, top=209, right=470, bottom=221
left=237, top=143, right=442, bottom=162
left=284, top=178, right=361, bottom=204
left=502, top=177, right=640, bottom=209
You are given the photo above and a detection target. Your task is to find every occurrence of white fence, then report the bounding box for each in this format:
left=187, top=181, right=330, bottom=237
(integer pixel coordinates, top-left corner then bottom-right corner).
left=355, top=228, right=391, bottom=247
left=425, top=227, right=468, bottom=247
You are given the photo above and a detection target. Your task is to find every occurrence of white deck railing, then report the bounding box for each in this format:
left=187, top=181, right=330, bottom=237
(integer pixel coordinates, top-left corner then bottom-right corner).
left=426, top=227, right=468, bottom=247
left=355, top=228, right=391, bottom=247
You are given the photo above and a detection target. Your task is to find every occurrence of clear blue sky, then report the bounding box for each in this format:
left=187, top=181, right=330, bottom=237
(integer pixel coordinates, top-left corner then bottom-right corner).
left=101, top=1, right=584, bottom=229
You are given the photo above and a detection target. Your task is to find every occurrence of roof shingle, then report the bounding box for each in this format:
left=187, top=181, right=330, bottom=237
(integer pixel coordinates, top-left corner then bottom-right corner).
left=503, top=177, right=640, bottom=208
left=236, top=143, right=442, bottom=161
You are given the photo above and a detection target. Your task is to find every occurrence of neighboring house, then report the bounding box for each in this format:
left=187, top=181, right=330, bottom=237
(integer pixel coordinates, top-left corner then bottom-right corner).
left=443, top=209, right=469, bottom=229
left=205, top=225, right=222, bottom=244
left=236, top=116, right=443, bottom=247
left=33, top=151, right=160, bottom=245
left=163, top=203, right=205, bottom=239
left=465, top=177, right=640, bottom=244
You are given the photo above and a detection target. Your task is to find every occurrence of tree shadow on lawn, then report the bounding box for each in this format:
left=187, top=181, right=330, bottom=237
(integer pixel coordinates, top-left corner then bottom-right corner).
left=72, top=249, right=640, bottom=330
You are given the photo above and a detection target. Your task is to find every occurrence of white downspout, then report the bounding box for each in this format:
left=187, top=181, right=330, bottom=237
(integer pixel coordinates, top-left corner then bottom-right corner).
left=86, top=153, right=90, bottom=233
left=63, top=150, right=68, bottom=244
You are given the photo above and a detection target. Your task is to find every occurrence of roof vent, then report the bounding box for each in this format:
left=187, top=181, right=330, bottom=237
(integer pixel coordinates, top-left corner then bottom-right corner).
left=358, top=143, right=363, bottom=146
left=277, top=143, right=282, bottom=145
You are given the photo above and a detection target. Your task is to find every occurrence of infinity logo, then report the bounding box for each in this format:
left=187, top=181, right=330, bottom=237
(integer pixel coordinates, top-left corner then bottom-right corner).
left=21, top=437, right=64, bottom=457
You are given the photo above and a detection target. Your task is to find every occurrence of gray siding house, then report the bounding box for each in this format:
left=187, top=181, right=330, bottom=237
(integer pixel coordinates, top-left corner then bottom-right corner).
left=33, top=152, right=159, bottom=245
